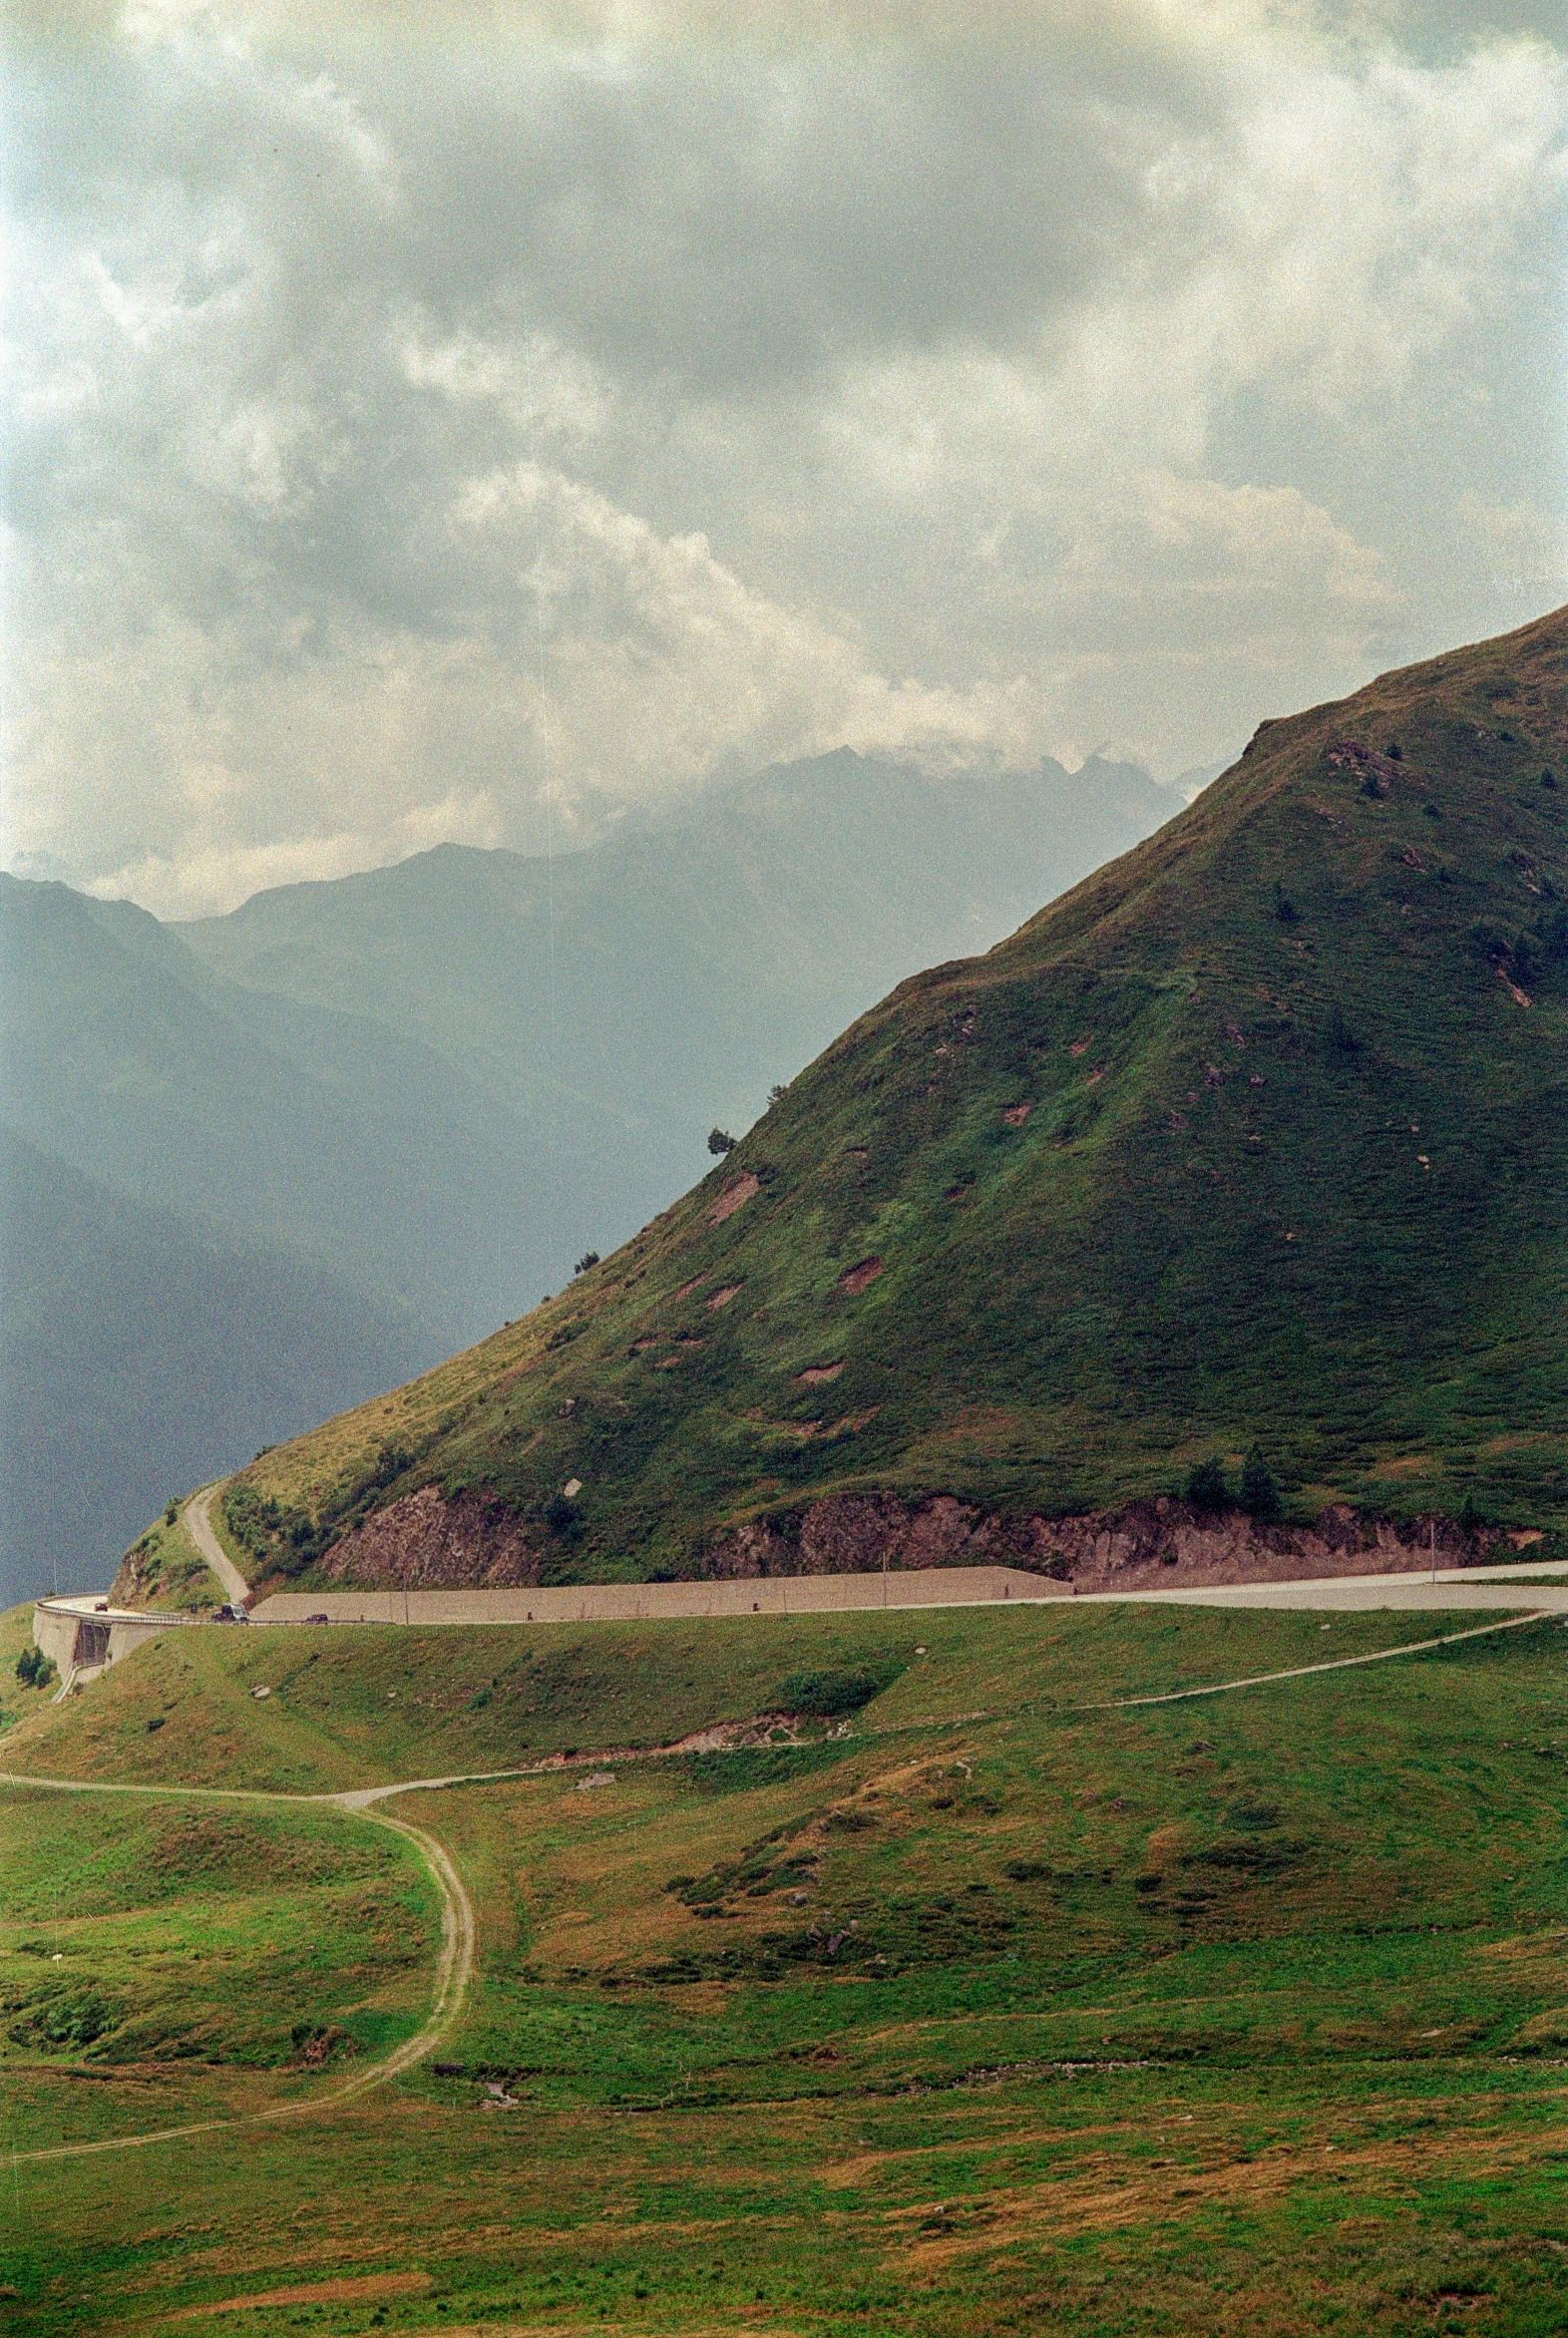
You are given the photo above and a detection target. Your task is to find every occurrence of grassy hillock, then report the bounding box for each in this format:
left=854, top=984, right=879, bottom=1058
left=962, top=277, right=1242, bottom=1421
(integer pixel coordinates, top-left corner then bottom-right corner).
left=224, top=605, right=1568, bottom=1588
left=11, top=1597, right=1568, bottom=2332
left=0, top=1595, right=1462, bottom=1795
left=0, top=1788, right=435, bottom=2083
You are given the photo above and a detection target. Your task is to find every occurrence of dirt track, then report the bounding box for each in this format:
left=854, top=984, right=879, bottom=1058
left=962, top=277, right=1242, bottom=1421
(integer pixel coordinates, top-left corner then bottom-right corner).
left=4, top=1599, right=1563, bottom=2161
left=0, top=1772, right=476, bottom=2165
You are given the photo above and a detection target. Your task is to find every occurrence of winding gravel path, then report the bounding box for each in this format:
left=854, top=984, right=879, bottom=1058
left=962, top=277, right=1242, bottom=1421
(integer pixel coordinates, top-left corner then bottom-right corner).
left=1090, top=1608, right=1555, bottom=1709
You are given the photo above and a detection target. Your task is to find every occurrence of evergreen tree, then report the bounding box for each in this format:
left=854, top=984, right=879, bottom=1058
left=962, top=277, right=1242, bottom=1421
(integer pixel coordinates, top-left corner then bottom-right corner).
left=1240, top=1445, right=1282, bottom=1521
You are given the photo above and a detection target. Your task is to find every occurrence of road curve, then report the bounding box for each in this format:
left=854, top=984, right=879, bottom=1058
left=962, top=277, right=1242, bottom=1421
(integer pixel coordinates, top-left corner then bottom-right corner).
left=3, top=1774, right=475, bottom=2165
left=184, top=1483, right=250, bottom=1608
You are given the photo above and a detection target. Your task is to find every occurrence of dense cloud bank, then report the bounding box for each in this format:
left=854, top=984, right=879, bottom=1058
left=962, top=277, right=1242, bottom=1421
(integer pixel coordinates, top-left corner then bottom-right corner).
left=5, top=0, right=1566, bottom=915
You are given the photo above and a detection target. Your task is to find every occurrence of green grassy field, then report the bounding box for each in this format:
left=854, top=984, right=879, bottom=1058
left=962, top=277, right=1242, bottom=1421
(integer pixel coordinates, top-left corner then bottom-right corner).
left=6, top=1596, right=1568, bottom=2333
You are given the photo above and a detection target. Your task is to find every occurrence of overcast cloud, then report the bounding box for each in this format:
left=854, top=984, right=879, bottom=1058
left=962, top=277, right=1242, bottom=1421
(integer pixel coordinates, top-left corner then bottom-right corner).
left=4, top=0, right=1565, bottom=917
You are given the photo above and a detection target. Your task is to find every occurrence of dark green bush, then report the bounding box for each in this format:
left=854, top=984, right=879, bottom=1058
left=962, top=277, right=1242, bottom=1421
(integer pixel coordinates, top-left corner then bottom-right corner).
left=15, top=1645, right=56, bottom=1690
left=1327, top=1007, right=1363, bottom=1056
left=1185, top=1457, right=1230, bottom=1513
left=777, top=1659, right=904, bottom=1716
left=545, top=1492, right=584, bottom=1541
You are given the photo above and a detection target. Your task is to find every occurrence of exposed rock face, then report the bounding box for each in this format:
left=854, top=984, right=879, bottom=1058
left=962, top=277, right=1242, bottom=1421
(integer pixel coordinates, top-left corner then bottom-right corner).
left=321, top=1485, right=541, bottom=1588
left=707, top=1494, right=1500, bottom=1591
left=313, top=1481, right=1508, bottom=1593
left=109, top=1549, right=151, bottom=1608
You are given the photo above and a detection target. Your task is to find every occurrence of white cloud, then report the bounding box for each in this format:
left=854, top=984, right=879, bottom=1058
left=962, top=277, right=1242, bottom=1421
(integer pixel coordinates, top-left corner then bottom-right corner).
left=2, top=1, right=1564, bottom=913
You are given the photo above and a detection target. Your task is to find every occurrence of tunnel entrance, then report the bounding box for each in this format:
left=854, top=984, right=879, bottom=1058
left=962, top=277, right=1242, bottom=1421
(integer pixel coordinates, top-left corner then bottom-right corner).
left=73, top=1620, right=110, bottom=1667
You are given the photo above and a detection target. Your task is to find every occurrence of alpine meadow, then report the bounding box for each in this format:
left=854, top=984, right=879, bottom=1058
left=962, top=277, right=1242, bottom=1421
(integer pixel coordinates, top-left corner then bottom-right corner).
left=5, top=5, right=1568, bottom=2332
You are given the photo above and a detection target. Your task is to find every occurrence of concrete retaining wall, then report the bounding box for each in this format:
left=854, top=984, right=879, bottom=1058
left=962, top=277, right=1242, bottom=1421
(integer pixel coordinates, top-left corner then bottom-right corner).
left=32, top=1597, right=196, bottom=1678
left=250, top=1565, right=1069, bottom=1628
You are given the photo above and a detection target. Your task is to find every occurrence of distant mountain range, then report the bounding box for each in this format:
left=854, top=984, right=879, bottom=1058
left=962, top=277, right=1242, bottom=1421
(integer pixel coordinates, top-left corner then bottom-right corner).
left=223, top=607, right=1568, bottom=1594
left=0, top=748, right=1182, bottom=1601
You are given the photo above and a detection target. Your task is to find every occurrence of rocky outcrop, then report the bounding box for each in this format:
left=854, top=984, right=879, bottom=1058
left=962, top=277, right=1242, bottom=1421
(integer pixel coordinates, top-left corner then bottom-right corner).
left=707, top=1494, right=1507, bottom=1592
left=309, top=1479, right=1520, bottom=1594
left=708, top=1493, right=1057, bottom=1581
left=320, top=1485, right=541, bottom=1588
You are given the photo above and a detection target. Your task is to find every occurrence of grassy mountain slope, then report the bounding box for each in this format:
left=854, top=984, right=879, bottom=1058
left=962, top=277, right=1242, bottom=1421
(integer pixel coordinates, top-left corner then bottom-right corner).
left=2, top=754, right=1171, bottom=1603
left=231, top=606, right=1568, bottom=1583
left=0, top=874, right=540, bottom=1344
left=178, top=750, right=1176, bottom=1269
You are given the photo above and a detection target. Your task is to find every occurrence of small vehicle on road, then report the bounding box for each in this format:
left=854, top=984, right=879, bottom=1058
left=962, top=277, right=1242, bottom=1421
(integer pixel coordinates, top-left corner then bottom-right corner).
left=213, top=1602, right=249, bottom=1624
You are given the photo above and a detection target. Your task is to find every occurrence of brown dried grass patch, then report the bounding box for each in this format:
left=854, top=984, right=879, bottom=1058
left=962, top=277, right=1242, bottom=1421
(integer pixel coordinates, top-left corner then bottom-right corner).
left=890, top=2115, right=1568, bottom=2269
left=176, top=2270, right=432, bottom=2315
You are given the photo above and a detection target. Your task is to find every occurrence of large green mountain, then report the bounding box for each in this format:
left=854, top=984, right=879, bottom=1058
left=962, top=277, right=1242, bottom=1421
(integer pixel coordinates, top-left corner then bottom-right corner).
left=176, top=749, right=1177, bottom=1267
left=231, top=606, right=1568, bottom=1587
left=1, top=750, right=1173, bottom=1601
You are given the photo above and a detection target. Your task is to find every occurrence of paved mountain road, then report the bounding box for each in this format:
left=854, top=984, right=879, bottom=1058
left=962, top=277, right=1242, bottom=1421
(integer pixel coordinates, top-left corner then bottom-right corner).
left=184, top=1484, right=251, bottom=1608
left=248, top=1555, right=1568, bottom=1630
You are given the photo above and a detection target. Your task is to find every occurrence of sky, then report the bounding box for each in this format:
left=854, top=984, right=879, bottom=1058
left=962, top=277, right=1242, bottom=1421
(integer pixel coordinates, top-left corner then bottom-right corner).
left=4, top=0, right=1566, bottom=920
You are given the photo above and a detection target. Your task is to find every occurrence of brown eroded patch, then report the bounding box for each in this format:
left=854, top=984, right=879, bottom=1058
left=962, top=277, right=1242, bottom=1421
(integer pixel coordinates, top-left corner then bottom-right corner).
left=178, top=2270, right=432, bottom=2316
left=708, top=1173, right=759, bottom=1226
left=1470, top=1925, right=1568, bottom=1969
left=707, top=1285, right=742, bottom=1310
left=798, top=1363, right=843, bottom=1385
left=1001, top=1103, right=1031, bottom=1127
left=821, top=1407, right=880, bottom=1439
left=838, top=1256, right=884, bottom=1296
left=1513, top=2006, right=1568, bottom=2048
left=892, top=2111, right=1565, bottom=2270
left=671, top=1276, right=704, bottom=1302
left=1141, top=1821, right=1190, bottom=1874
left=1068, top=1035, right=1091, bottom=1056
